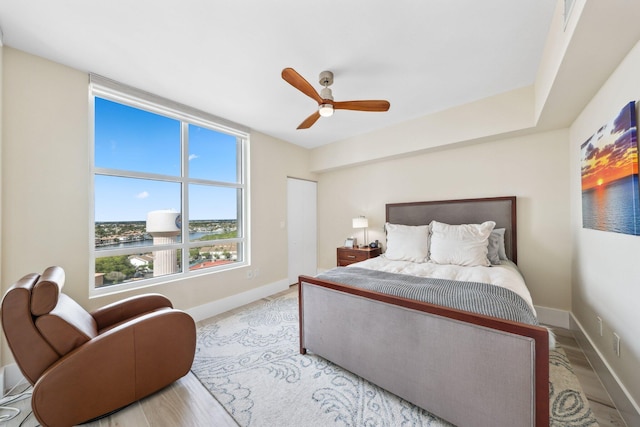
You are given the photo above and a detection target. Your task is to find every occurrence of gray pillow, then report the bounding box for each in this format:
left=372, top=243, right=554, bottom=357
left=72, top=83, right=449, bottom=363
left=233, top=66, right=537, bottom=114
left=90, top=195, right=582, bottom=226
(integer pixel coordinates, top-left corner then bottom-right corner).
left=487, top=228, right=506, bottom=265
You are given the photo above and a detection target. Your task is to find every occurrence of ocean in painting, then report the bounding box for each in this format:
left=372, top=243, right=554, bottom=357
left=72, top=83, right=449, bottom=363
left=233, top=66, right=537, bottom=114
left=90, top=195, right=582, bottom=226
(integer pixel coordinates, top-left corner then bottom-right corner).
left=582, top=174, right=640, bottom=235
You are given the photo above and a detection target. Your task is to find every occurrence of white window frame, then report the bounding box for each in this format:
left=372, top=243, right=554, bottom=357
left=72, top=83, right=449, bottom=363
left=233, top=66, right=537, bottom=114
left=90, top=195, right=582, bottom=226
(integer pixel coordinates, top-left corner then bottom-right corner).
left=89, top=75, right=250, bottom=296
left=563, top=0, right=575, bottom=28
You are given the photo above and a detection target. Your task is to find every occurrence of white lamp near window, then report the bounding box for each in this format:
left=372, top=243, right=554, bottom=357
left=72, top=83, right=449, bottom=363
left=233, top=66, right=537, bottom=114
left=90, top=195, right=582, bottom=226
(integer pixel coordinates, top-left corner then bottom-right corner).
left=352, top=216, right=369, bottom=248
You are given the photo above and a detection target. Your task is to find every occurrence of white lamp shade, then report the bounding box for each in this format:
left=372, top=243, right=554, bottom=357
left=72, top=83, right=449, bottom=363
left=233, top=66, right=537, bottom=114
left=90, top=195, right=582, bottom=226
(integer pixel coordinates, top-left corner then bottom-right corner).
left=319, top=104, right=334, bottom=117
left=352, top=217, right=369, bottom=228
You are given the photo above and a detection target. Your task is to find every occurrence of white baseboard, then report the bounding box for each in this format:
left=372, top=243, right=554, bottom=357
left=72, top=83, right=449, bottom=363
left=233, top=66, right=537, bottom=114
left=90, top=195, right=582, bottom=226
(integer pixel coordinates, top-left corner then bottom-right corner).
left=570, top=313, right=640, bottom=427
left=535, top=305, right=571, bottom=329
left=186, top=278, right=290, bottom=322
left=1, top=364, right=24, bottom=394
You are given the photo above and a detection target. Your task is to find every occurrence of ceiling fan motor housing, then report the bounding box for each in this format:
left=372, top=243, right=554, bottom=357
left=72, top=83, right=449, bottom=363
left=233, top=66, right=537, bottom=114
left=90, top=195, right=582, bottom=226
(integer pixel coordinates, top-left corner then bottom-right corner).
left=320, top=87, right=333, bottom=101
left=319, top=70, right=334, bottom=87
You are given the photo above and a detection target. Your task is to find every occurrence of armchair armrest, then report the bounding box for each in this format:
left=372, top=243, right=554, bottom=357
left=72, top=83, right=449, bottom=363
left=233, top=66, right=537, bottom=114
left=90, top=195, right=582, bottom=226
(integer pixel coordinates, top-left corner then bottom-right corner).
left=91, top=293, right=173, bottom=331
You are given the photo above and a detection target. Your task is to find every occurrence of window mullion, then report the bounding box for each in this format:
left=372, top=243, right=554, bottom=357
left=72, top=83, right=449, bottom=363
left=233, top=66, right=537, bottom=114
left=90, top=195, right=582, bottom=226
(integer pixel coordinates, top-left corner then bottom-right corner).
left=182, top=122, right=190, bottom=274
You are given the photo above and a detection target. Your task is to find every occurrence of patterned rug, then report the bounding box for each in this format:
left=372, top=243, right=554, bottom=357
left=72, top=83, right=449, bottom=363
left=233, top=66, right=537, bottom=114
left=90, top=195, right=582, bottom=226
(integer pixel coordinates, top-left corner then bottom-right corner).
left=192, top=288, right=598, bottom=427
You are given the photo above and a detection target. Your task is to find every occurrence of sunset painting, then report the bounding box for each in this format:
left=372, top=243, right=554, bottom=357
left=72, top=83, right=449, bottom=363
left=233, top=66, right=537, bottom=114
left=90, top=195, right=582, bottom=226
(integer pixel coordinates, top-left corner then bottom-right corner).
left=581, top=101, right=640, bottom=235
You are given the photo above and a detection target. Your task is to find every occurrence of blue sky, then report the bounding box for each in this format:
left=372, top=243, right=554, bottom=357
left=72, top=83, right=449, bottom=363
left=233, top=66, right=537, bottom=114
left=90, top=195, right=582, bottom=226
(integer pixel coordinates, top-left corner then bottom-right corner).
left=94, top=97, right=239, bottom=222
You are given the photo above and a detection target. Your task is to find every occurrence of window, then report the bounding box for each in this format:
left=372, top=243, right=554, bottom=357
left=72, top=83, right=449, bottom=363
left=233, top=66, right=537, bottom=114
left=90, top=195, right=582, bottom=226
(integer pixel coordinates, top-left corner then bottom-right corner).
left=90, top=76, right=249, bottom=293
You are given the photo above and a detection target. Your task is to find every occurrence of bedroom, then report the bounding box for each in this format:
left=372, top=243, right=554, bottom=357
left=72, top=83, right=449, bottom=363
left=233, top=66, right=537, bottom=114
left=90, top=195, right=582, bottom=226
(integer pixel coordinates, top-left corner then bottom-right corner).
left=0, top=0, right=639, bottom=426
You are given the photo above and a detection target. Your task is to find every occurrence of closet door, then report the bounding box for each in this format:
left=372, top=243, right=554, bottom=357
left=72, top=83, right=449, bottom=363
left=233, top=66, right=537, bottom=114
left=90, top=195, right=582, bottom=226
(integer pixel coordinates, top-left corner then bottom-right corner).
left=287, top=178, right=317, bottom=285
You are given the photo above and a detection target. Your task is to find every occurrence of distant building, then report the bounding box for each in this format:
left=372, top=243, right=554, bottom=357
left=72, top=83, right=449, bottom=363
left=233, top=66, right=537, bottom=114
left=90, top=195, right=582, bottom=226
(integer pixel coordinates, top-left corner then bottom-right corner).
left=95, top=273, right=105, bottom=288
left=190, top=260, right=234, bottom=270
left=128, top=254, right=154, bottom=268
left=147, top=210, right=181, bottom=276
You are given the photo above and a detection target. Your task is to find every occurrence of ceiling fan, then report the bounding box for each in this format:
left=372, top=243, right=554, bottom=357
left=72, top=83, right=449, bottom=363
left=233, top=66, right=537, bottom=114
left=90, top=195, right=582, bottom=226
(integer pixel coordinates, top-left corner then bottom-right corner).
left=281, top=67, right=391, bottom=129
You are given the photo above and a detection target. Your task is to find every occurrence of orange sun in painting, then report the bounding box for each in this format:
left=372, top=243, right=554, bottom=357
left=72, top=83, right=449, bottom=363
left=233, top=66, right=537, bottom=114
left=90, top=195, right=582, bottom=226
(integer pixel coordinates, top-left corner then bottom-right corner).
left=597, top=178, right=604, bottom=186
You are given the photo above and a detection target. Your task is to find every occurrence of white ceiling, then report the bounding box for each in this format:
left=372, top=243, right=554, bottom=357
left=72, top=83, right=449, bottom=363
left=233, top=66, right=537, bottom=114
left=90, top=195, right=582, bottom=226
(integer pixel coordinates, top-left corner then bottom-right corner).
left=0, top=0, right=556, bottom=149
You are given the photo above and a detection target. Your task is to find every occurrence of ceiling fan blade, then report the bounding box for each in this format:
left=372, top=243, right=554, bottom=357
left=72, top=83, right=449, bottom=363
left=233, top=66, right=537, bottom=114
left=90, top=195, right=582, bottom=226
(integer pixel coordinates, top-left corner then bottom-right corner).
left=333, top=100, right=390, bottom=112
left=297, top=111, right=321, bottom=129
left=282, top=68, right=323, bottom=104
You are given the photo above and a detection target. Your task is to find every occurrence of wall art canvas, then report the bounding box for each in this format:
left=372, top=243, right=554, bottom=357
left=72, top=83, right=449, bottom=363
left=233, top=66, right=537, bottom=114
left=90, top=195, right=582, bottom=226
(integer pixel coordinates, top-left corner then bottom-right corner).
left=581, top=101, right=640, bottom=235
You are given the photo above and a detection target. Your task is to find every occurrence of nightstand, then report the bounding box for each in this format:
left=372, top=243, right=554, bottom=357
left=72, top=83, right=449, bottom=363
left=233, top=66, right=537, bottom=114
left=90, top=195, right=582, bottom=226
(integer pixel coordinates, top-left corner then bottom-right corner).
left=337, top=246, right=381, bottom=266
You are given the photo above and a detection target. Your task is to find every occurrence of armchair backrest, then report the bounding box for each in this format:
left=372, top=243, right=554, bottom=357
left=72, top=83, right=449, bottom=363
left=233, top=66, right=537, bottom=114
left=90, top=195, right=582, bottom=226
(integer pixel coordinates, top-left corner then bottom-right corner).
left=1, top=266, right=98, bottom=385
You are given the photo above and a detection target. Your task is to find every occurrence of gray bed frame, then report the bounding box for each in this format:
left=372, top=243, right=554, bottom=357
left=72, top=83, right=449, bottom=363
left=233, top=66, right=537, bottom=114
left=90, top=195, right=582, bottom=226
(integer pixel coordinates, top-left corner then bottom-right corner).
left=298, top=196, right=549, bottom=427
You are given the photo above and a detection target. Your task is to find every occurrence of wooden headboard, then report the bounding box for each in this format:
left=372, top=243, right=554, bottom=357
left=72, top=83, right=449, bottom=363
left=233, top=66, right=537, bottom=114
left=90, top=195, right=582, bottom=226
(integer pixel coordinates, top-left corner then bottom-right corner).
left=386, top=196, right=517, bottom=263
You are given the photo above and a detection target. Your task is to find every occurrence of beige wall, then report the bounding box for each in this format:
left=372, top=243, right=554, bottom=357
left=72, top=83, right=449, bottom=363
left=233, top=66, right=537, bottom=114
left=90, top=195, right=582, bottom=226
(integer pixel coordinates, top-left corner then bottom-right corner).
left=311, top=85, right=536, bottom=173
left=0, top=47, right=315, bottom=364
left=317, top=129, right=571, bottom=310
left=2, top=48, right=90, bottom=308
left=570, top=39, right=640, bottom=407
left=0, top=41, right=4, bottom=369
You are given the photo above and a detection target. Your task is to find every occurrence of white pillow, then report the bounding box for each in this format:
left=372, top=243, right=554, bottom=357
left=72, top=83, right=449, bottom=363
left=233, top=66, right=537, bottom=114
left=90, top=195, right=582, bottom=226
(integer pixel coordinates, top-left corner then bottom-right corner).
left=429, top=220, right=496, bottom=267
left=384, top=223, right=430, bottom=263
left=487, top=228, right=507, bottom=265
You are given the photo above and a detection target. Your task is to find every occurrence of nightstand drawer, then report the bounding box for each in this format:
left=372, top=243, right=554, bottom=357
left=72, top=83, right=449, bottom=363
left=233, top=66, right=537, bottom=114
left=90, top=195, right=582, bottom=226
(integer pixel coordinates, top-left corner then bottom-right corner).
left=337, top=247, right=381, bottom=266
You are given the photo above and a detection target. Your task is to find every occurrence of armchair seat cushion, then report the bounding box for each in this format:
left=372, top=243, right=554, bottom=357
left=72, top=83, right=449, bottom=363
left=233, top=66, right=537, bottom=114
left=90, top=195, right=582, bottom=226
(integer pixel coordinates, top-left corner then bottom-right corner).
left=35, top=294, right=97, bottom=356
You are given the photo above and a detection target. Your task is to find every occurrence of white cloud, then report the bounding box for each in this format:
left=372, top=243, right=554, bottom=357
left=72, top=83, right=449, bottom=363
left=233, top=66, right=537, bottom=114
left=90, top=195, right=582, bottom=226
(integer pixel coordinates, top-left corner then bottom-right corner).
left=136, top=191, right=149, bottom=199
left=189, top=154, right=199, bottom=161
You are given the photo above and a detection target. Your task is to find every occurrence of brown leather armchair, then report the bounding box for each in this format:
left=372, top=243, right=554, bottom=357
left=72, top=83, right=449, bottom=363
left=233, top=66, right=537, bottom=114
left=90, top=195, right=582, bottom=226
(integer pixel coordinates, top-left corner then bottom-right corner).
left=1, top=266, right=197, bottom=427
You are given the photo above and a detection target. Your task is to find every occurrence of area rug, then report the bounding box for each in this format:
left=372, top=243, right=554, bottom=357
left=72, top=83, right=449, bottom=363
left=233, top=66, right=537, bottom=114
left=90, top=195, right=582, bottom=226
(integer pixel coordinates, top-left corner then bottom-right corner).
left=192, top=288, right=597, bottom=427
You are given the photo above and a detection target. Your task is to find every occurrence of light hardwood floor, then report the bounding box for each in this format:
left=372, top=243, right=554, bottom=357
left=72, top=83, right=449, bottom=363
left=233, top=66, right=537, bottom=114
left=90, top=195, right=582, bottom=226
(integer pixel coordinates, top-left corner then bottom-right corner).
left=0, top=372, right=238, bottom=427
left=551, top=327, right=627, bottom=427
left=0, top=327, right=627, bottom=426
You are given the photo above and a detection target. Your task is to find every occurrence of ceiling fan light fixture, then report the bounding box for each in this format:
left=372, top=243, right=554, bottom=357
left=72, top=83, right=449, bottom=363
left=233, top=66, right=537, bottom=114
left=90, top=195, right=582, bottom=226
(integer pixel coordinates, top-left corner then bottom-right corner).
left=318, top=103, right=334, bottom=117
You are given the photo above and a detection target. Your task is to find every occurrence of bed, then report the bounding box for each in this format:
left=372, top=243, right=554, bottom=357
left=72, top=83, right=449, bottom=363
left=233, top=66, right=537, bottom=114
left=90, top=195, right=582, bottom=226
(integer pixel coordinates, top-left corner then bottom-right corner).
left=298, top=196, right=550, bottom=427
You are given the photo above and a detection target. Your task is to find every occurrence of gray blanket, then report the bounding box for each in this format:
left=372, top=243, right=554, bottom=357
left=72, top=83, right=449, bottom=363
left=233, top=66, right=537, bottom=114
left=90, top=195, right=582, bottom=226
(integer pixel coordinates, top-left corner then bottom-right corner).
left=316, top=267, right=538, bottom=326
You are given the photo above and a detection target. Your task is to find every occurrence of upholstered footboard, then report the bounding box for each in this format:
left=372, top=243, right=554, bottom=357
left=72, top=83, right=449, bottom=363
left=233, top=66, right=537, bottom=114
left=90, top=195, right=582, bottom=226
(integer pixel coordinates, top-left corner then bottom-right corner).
left=299, top=276, right=549, bottom=427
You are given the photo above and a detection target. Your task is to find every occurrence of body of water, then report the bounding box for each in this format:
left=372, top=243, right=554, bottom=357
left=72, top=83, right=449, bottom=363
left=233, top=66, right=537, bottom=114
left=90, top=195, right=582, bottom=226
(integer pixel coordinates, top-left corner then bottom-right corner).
left=96, top=231, right=217, bottom=251
left=582, top=174, right=640, bottom=235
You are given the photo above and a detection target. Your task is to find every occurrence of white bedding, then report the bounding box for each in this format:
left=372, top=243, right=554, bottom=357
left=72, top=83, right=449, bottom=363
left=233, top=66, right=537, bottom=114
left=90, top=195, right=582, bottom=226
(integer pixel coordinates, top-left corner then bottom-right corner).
left=347, top=255, right=536, bottom=315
